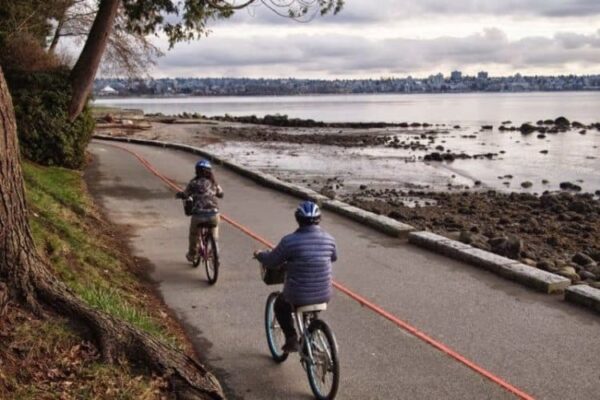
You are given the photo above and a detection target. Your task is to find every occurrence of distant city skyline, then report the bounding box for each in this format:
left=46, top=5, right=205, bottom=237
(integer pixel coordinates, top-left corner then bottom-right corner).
left=67, top=1, right=600, bottom=79
left=95, top=70, right=600, bottom=97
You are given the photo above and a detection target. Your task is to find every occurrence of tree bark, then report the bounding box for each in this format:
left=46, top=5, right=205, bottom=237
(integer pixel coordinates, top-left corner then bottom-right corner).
left=0, top=67, right=224, bottom=399
left=68, top=0, right=120, bottom=120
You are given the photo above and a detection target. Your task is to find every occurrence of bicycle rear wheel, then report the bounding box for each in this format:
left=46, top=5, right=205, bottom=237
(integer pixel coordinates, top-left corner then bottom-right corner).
left=306, top=319, right=339, bottom=400
left=264, top=292, right=288, bottom=363
left=204, top=234, right=219, bottom=285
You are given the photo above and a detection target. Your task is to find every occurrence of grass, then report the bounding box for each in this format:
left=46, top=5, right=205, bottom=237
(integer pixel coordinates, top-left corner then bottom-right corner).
left=0, top=161, right=185, bottom=398
left=22, top=162, right=176, bottom=341
left=78, top=286, right=168, bottom=340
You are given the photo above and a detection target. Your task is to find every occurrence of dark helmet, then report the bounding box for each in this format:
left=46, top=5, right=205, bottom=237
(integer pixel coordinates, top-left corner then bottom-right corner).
left=295, top=201, right=321, bottom=225
left=195, top=159, right=212, bottom=174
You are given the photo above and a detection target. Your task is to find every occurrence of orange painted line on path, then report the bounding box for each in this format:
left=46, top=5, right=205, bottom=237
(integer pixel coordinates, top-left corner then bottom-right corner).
left=101, top=141, right=535, bottom=400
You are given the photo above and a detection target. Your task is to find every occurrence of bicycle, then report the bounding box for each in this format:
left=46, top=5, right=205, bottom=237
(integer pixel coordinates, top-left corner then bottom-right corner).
left=177, top=192, right=219, bottom=284
left=191, top=220, right=219, bottom=285
left=260, top=264, right=340, bottom=400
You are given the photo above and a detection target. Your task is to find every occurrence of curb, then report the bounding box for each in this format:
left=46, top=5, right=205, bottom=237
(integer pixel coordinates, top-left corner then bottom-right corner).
left=323, top=200, right=415, bottom=238
left=408, top=231, right=571, bottom=294
left=565, top=285, right=600, bottom=314
left=93, top=134, right=415, bottom=238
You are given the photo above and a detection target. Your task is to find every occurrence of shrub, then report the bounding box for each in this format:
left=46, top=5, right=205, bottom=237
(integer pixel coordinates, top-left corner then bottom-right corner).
left=6, top=69, right=95, bottom=169
left=0, top=34, right=61, bottom=72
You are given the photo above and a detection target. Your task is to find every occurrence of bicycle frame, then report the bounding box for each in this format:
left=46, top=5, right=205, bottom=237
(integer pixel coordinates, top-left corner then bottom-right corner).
left=295, top=311, right=326, bottom=368
left=196, top=227, right=210, bottom=260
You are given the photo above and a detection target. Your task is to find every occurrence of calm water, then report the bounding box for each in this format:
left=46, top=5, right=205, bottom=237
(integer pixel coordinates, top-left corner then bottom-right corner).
left=95, top=92, right=600, bottom=125
left=95, top=93, right=600, bottom=194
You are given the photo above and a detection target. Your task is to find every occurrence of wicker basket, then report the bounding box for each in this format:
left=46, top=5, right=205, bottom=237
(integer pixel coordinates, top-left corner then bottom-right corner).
left=260, top=263, right=285, bottom=285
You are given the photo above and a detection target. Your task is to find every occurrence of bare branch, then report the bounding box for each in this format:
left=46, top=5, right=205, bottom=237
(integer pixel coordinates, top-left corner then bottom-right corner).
left=205, top=0, right=257, bottom=11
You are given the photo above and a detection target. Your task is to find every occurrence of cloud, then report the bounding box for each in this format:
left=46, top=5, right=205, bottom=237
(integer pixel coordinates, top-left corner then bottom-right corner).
left=221, top=0, right=600, bottom=26
left=153, top=28, right=600, bottom=77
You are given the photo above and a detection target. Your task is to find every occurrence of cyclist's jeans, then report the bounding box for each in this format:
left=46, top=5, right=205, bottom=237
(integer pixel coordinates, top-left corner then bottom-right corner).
left=188, top=213, right=220, bottom=257
left=274, top=294, right=297, bottom=339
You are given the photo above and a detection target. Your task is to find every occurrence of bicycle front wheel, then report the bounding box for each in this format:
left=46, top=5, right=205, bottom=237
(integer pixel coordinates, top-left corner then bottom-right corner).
left=264, top=292, right=288, bottom=363
left=306, top=319, right=339, bottom=400
left=204, top=234, right=219, bottom=285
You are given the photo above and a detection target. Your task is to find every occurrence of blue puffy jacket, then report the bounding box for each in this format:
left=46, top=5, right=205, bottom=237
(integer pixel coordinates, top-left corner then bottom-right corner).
left=257, top=225, right=337, bottom=306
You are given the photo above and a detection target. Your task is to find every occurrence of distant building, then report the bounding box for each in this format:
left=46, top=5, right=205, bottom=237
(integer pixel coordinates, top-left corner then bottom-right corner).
left=99, top=85, right=118, bottom=96
left=93, top=72, right=600, bottom=97
left=451, top=70, right=462, bottom=81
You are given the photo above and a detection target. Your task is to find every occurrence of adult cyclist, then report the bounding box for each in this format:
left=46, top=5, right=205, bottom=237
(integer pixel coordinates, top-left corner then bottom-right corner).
left=254, top=201, right=337, bottom=352
left=176, top=160, right=224, bottom=262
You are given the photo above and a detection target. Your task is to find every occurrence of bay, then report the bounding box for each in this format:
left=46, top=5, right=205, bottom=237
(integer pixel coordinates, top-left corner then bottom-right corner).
left=95, top=92, right=600, bottom=125
left=95, top=92, right=600, bottom=194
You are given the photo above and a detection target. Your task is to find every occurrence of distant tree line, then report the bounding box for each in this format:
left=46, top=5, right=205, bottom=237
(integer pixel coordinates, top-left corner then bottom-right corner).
left=95, top=74, right=600, bottom=97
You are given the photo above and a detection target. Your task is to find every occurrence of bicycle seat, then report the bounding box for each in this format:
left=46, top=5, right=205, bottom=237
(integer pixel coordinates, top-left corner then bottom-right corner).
left=296, top=303, right=327, bottom=313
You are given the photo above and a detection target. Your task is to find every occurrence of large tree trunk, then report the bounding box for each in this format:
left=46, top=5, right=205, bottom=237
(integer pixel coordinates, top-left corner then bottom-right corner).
left=68, top=0, right=120, bottom=120
left=0, top=67, right=224, bottom=399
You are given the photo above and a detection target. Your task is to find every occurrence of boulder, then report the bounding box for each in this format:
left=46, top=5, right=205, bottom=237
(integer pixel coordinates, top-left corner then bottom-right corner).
left=560, top=182, right=582, bottom=192
left=572, top=252, right=596, bottom=267
left=424, top=152, right=443, bottom=162
left=579, top=270, right=598, bottom=281
left=319, top=186, right=336, bottom=199
left=519, top=123, right=537, bottom=134
left=522, top=258, right=537, bottom=267
left=537, top=259, right=557, bottom=272
left=554, top=116, right=570, bottom=127
left=557, top=266, right=580, bottom=282
left=387, top=210, right=404, bottom=220
left=521, top=181, right=533, bottom=189
left=459, top=230, right=490, bottom=251
left=489, top=235, right=522, bottom=260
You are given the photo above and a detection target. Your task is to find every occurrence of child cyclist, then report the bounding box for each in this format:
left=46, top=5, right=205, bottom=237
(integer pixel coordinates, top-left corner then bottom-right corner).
left=176, top=160, right=224, bottom=262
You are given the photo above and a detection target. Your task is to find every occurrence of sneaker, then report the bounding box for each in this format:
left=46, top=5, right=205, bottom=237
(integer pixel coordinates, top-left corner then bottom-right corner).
left=282, top=336, right=299, bottom=353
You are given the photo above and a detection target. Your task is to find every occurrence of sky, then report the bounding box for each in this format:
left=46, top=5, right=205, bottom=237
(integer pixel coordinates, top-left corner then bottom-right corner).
left=146, top=0, right=600, bottom=79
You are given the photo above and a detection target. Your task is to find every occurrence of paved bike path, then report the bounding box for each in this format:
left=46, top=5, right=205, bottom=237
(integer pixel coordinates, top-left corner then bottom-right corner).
left=87, top=141, right=600, bottom=399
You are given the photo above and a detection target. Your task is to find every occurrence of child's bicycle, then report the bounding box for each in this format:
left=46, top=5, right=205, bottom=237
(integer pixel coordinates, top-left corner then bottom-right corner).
left=176, top=192, right=219, bottom=284
left=191, top=219, right=219, bottom=285
left=259, top=262, right=340, bottom=400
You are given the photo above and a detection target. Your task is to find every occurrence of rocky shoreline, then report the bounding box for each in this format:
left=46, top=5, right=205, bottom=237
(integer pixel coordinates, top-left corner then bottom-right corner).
left=344, top=189, right=600, bottom=287
left=96, top=111, right=600, bottom=288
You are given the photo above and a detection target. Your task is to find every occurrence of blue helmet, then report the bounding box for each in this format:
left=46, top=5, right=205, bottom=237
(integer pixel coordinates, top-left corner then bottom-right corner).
left=295, top=201, right=321, bottom=224
left=195, top=159, right=212, bottom=171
